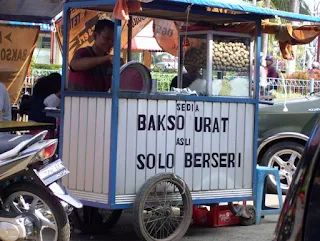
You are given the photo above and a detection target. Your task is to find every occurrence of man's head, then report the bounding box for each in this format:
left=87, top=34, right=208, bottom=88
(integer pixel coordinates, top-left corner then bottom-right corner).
left=93, top=19, right=115, bottom=53
left=184, top=49, right=200, bottom=78
left=265, top=55, right=274, bottom=66
left=185, top=65, right=200, bottom=76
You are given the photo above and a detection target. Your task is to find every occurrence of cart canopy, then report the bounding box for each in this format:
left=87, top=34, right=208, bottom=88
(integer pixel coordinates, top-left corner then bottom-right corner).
left=63, top=0, right=320, bottom=24
left=1, top=0, right=320, bottom=24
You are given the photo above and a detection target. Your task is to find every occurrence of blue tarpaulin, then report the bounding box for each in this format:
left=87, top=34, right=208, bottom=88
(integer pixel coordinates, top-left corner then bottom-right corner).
left=8, top=21, right=51, bottom=31
left=0, top=0, right=320, bottom=23
left=146, top=0, right=320, bottom=22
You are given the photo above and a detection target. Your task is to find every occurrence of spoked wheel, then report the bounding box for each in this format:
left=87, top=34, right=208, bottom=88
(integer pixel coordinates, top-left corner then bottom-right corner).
left=3, top=182, right=70, bottom=241
left=71, top=206, right=123, bottom=235
left=133, top=173, right=193, bottom=241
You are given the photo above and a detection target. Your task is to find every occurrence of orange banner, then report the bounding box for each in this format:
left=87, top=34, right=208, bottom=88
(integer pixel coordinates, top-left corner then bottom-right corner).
left=153, top=19, right=179, bottom=56
left=55, top=9, right=152, bottom=63
left=0, top=24, right=39, bottom=103
left=153, top=19, right=203, bottom=57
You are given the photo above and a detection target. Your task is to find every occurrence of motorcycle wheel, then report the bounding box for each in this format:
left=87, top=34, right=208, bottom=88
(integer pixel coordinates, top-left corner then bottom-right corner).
left=2, top=181, right=70, bottom=241
left=71, top=206, right=122, bottom=235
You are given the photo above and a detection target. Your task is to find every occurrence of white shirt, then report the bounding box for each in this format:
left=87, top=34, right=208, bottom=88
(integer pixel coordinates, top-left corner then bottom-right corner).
left=43, top=94, right=60, bottom=108
left=0, top=82, right=11, bottom=121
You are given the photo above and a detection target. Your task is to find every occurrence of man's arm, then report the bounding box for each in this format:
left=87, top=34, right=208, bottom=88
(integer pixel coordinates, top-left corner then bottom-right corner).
left=2, top=88, right=11, bottom=121
left=170, top=76, right=178, bottom=90
left=70, top=53, right=112, bottom=71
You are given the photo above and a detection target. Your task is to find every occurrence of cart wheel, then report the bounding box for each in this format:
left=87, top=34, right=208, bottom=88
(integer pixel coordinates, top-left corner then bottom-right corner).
left=70, top=206, right=123, bottom=235
left=240, top=205, right=256, bottom=226
left=133, top=173, right=193, bottom=241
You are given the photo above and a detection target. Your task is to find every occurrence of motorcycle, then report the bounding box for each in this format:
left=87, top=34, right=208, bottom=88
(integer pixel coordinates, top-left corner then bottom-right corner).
left=0, top=130, right=82, bottom=241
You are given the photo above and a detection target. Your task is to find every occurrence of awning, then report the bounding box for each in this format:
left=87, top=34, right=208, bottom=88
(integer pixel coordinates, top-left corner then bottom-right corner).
left=123, top=20, right=162, bottom=51
left=124, top=36, right=163, bottom=51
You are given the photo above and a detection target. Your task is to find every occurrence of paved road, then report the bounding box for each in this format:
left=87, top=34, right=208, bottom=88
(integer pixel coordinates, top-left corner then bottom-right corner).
left=70, top=212, right=279, bottom=241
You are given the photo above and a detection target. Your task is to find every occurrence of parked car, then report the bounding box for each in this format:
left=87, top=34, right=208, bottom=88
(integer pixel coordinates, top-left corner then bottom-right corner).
left=273, top=117, right=320, bottom=241
left=155, top=62, right=176, bottom=71
left=258, top=94, right=320, bottom=194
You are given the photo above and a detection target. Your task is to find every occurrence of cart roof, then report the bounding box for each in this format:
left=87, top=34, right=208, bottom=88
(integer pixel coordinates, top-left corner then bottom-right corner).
left=1, top=0, right=320, bottom=24
left=66, top=0, right=320, bottom=24
left=0, top=0, right=63, bottom=23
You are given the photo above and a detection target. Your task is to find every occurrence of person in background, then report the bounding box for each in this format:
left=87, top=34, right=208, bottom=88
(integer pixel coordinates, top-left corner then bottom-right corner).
left=0, top=82, right=12, bottom=121
left=170, top=49, right=203, bottom=90
left=170, top=65, right=203, bottom=90
left=69, top=19, right=115, bottom=92
left=265, top=55, right=279, bottom=90
left=28, top=73, right=61, bottom=124
left=308, top=62, right=320, bottom=78
left=252, top=54, right=268, bottom=96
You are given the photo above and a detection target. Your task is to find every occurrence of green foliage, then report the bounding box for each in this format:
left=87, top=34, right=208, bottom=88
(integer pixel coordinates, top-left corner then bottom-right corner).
left=271, top=0, right=311, bottom=15
left=256, top=0, right=310, bottom=14
left=151, top=72, right=176, bottom=91
left=31, top=63, right=62, bottom=70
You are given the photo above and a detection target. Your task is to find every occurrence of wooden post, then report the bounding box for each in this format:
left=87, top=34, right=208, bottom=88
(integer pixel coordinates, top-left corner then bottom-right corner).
left=143, top=51, right=152, bottom=68
left=127, top=17, right=132, bottom=62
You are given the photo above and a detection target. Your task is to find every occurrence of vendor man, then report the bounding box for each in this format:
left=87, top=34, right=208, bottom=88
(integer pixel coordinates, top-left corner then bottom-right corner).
left=170, top=48, right=203, bottom=90
left=68, top=19, right=115, bottom=92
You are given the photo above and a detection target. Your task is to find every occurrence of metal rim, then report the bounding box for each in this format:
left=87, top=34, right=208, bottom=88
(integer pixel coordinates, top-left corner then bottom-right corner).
left=268, top=149, right=301, bottom=190
left=140, top=179, right=188, bottom=240
left=119, top=61, right=152, bottom=94
left=4, top=191, right=58, bottom=241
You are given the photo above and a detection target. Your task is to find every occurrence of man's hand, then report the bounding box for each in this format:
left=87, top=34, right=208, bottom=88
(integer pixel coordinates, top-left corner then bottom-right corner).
left=70, top=54, right=113, bottom=71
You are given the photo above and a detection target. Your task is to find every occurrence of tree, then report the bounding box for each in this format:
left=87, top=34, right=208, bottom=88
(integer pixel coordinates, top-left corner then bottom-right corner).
left=255, top=0, right=310, bottom=15
left=286, top=0, right=300, bottom=74
left=272, top=0, right=309, bottom=15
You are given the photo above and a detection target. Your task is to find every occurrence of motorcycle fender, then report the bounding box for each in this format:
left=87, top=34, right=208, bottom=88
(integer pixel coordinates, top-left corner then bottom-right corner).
left=48, top=182, right=83, bottom=209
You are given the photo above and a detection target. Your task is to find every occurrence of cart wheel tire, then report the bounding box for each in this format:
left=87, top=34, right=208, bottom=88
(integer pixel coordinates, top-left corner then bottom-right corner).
left=71, top=206, right=122, bottom=235
left=133, top=173, right=193, bottom=241
left=240, top=205, right=256, bottom=226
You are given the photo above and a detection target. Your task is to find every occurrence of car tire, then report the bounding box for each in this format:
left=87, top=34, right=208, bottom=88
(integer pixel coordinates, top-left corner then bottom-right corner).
left=260, top=141, right=304, bottom=194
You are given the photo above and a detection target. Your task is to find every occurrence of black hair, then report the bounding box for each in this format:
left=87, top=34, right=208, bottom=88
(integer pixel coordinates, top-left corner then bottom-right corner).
left=94, top=19, right=114, bottom=34
left=33, top=73, right=61, bottom=100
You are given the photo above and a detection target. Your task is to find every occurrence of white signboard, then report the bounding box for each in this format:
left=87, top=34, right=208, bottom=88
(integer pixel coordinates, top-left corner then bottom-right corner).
left=116, top=99, right=254, bottom=198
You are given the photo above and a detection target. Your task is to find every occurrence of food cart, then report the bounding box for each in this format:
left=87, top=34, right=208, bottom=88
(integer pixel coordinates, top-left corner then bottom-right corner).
left=55, top=0, right=320, bottom=240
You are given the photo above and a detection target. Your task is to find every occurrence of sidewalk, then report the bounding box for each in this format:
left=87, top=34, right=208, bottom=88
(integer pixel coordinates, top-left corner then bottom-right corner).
left=247, top=194, right=286, bottom=208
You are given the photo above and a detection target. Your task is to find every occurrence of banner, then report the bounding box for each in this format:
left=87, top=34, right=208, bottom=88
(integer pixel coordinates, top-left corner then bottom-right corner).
left=0, top=24, right=39, bottom=103
left=153, top=19, right=179, bottom=56
left=55, top=9, right=152, bottom=63
left=153, top=19, right=203, bottom=57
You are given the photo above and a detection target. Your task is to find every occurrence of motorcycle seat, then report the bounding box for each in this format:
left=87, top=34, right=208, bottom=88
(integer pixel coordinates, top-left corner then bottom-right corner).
left=0, top=134, right=34, bottom=155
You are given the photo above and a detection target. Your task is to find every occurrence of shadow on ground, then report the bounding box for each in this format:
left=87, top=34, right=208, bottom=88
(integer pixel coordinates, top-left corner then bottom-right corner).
left=70, top=211, right=279, bottom=241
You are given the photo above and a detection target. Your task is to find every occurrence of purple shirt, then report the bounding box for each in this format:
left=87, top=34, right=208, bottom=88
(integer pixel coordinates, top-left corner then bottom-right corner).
left=68, top=47, right=113, bottom=92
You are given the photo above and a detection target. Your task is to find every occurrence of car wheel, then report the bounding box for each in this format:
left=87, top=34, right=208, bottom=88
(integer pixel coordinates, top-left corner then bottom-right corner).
left=261, top=141, right=304, bottom=194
